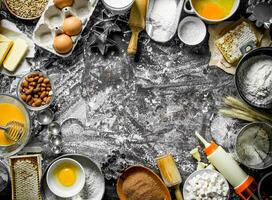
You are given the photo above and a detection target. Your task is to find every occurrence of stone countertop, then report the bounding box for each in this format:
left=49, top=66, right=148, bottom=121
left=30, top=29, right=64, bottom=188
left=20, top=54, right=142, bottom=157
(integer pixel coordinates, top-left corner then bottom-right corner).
left=0, top=1, right=270, bottom=199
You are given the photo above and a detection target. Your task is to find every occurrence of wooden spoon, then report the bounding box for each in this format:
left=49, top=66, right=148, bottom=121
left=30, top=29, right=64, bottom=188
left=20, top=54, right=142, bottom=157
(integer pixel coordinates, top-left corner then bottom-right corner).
left=117, top=165, right=171, bottom=200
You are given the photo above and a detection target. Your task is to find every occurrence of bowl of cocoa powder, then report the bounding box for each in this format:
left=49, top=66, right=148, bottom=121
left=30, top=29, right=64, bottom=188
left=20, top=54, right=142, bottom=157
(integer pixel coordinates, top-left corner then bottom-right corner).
left=117, top=165, right=171, bottom=200
left=17, top=71, right=54, bottom=111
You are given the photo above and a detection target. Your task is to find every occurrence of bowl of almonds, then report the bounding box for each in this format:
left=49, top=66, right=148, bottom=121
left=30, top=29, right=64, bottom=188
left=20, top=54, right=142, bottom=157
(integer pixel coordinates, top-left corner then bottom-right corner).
left=17, top=71, right=54, bottom=111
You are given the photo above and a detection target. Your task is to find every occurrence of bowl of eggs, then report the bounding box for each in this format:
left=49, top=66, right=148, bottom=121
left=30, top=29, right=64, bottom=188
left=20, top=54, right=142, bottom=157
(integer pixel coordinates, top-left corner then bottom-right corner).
left=46, top=158, right=85, bottom=198
left=32, top=0, right=98, bottom=57
left=184, top=0, right=240, bottom=23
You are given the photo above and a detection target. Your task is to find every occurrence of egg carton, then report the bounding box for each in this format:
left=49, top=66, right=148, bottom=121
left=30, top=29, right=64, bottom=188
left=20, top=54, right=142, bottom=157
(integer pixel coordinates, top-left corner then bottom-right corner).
left=32, top=0, right=98, bottom=57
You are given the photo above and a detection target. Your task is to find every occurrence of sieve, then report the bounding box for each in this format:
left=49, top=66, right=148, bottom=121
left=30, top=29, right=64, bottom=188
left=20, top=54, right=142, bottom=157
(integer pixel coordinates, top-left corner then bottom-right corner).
left=235, top=47, right=272, bottom=109
left=235, top=122, right=272, bottom=170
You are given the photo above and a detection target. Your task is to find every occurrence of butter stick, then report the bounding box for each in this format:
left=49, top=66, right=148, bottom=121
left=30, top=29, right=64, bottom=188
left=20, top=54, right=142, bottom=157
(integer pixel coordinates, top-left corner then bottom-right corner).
left=0, top=34, right=13, bottom=65
left=3, top=38, right=28, bottom=72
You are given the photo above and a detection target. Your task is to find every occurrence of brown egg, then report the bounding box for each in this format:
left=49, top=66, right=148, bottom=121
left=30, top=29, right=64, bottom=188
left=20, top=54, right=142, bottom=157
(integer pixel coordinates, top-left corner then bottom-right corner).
left=53, top=0, right=74, bottom=9
left=63, top=16, right=82, bottom=36
left=53, top=34, right=73, bottom=54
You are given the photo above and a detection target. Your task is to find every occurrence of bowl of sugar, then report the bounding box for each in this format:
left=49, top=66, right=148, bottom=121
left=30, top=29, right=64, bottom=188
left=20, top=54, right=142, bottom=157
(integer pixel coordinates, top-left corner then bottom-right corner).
left=178, top=16, right=207, bottom=46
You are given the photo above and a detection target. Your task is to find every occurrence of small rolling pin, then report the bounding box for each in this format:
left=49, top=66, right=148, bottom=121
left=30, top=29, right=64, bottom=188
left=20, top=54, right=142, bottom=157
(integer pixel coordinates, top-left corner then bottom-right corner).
left=156, top=154, right=184, bottom=200
left=127, top=0, right=148, bottom=55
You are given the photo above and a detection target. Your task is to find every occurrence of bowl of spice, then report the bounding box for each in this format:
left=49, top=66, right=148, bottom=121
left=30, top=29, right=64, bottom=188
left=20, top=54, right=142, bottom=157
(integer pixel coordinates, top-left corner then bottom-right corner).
left=117, top=165, right=171, bottom=200
left=235, top=47, right=272, bottom=109
left=235, top=122, right=272, bottom=170
left=4, top=0, right=48, bottom=20
left=17, top=71, right=54, bottom=111
left=258, top=171, right=272, bottom=200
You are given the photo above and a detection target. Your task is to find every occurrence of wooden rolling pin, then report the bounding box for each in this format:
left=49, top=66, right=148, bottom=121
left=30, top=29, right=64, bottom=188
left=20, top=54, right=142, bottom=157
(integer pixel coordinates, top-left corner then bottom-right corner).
left=156, top=154, right=184, bottom=200
left=127, top=0, right=148, bottom=55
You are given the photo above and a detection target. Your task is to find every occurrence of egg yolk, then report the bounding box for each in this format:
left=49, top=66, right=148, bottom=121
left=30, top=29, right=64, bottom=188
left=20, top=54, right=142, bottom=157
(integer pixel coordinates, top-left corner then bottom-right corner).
left=57, top=167, right=76, bottom=187
left=201, top=3, right=226, bottom=20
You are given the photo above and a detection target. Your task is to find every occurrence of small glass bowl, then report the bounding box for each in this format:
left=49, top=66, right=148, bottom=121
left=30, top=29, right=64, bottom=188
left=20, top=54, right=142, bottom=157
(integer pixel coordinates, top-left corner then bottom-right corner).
left=0, top=94, right=31, bottom=157
left=17, top=71, right=54, bottom=112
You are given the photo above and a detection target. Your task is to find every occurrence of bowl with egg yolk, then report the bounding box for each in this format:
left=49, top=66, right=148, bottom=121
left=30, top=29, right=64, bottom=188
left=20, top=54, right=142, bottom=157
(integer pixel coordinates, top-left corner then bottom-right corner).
left=0, top=94, right=31, bottom=157
left=184, top=0, right=240, bottom=23
left=46, top=158, right=85, bottom=198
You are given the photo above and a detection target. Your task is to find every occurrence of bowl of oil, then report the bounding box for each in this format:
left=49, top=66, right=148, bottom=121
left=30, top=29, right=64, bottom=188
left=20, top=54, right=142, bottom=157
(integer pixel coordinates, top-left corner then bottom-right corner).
left=46, top=158, right=85, bottom=198
left=0, top=94, right=31, bottom=157
left=184, top=0, right=240, bottom=23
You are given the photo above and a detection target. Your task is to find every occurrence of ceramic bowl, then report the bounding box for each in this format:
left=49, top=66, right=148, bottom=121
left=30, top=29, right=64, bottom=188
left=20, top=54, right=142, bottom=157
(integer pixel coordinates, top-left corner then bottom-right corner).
left=183, top=169, right=229, bottom=200
left=178, top=16, right=207, bottom=46
left=102, top=0, right=135, bottom=14
left=46, top=158, right=85, bottom=198
left=183, top=0, right=240, bottom=24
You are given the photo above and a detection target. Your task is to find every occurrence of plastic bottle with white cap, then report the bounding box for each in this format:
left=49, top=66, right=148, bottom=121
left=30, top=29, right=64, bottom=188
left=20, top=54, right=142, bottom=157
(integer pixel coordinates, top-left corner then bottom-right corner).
left=195, top=132, right=258, bottom=200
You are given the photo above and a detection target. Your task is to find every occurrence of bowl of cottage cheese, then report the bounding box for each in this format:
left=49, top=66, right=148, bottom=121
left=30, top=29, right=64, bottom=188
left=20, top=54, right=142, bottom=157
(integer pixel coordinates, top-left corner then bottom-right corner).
left=183, top=169, right=229, bottom=200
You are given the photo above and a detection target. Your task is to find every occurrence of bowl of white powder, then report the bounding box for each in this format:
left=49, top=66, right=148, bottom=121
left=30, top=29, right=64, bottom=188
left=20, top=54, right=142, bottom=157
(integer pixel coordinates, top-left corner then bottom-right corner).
left=235, top=47, right=272, bottom=109
left=235, top=122, right=272, bottom=170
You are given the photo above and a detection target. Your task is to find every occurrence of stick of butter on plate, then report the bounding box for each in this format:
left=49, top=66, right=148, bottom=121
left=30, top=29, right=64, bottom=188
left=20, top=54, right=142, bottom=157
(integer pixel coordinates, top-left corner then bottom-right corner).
left=0, top=34, right=13, bottom=65
left=3, top=38, right=28, bottom=72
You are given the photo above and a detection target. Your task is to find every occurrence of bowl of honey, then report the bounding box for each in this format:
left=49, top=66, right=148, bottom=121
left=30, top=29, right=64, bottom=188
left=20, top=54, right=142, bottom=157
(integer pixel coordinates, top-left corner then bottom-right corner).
left=0, top=94, right=31, bottom=157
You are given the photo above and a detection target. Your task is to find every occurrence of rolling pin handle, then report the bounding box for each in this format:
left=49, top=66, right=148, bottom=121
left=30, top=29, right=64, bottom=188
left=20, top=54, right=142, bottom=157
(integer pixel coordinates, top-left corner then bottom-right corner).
left=127, top=29, right=140, bottom=55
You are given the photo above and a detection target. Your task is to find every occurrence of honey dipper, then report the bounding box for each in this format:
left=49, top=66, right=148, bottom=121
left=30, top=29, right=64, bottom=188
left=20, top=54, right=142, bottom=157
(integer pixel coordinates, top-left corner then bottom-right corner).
left=0, top=121, right=25, bottom=142
left=156, top=154, right=184, bottom=200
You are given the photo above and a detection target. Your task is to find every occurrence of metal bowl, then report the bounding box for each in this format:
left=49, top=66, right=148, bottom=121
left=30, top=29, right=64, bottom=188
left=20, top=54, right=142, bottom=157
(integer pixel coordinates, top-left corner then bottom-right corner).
left=17, top=71, right=54, bottom=112
left=3, top=0, right=47, bottom=20
left=0, top=94, right=31, bottom=157
left=235, top=122, right=272, bottom=170
left=0, top=160, right=9, bottom=193
left=235, top=47, right=272, bottom=109
left=258, top=171, right=272, bottom=200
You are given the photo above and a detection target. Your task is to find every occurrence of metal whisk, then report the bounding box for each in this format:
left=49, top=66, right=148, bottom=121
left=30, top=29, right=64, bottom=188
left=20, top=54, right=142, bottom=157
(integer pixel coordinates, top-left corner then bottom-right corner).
left=0, top=121, right=25, bottom=142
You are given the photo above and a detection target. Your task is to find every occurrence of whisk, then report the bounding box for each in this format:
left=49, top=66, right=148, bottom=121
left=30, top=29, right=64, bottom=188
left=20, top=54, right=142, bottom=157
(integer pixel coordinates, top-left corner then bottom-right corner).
left=0, top=121, right=25, bottom=142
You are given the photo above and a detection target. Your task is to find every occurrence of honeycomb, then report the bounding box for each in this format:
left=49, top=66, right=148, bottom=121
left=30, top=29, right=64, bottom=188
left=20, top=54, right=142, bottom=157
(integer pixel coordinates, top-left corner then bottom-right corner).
left=9, top=155, right=42, bottom=200
left=215, top=21, right=258, bottom=64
